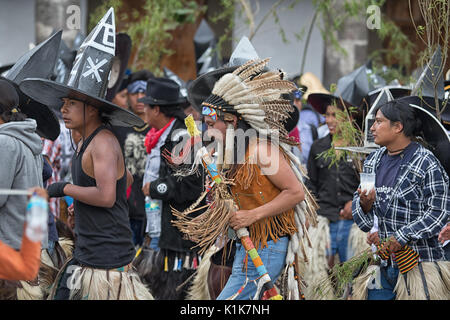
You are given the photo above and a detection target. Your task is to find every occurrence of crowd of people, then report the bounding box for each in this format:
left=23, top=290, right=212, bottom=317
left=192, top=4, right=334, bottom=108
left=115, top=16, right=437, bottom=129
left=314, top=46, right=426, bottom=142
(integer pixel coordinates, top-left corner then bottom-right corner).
left=0, top=7, right=449, bottom=301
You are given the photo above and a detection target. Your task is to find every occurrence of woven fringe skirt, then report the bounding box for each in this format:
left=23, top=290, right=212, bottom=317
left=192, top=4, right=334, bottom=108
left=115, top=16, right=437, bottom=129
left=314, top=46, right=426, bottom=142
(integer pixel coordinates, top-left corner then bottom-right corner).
left=353, top=261, right=450, bottom=300
left=185, top=246, right=218, bottom=300
left=301, top=215, right=335, bottom=300
left=346, top=223, right=370, bottom=260
left=66, top=266, right=154, bottom=300
left=15, top=238, right=75, bottom=300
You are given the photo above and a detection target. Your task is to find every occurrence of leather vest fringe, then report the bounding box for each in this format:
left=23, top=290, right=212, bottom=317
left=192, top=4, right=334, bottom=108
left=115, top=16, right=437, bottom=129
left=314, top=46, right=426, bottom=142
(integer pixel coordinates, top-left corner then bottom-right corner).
left=230, top=146, right=298, bottom=250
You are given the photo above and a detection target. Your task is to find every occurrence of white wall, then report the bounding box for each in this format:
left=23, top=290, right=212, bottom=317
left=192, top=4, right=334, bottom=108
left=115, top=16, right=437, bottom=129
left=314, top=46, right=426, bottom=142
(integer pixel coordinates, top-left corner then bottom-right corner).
left=0, top=0, right=88, bottom=68
left=0, top=0, right=35, bottom=66
left=232, top=0, right=324, bottom=82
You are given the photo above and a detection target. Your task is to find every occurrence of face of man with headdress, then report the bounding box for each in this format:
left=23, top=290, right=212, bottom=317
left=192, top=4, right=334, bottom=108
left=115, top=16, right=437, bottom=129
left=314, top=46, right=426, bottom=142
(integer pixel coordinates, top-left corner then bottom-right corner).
left=204, top=114, right=228, bottom=143
left=202, top=104, right=240, bottom=144
left=60, top=98, right=100, bottom=130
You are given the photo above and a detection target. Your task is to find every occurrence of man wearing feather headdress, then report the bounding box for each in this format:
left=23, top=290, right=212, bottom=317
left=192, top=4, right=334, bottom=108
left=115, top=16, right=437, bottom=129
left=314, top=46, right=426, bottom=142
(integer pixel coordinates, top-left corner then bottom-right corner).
left=172, top=38, right=319, bottom=300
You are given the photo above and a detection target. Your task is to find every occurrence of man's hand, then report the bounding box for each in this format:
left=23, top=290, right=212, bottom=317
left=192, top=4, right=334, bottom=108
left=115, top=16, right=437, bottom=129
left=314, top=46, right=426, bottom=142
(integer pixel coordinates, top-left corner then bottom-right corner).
left=47, top=182, right=69, bottom=198
left=367, top=231, right=380, bottom=246
left=142, top=183, right=150, bottom=197
left=358, top=188, right=375, bottom=213
left=339, top=200, right=353, bottom=220
left=229, top=209, right=258, bottom=230
left=385, top=235, right=402, bottom=253
left=438, top=223, right=450, bottom=244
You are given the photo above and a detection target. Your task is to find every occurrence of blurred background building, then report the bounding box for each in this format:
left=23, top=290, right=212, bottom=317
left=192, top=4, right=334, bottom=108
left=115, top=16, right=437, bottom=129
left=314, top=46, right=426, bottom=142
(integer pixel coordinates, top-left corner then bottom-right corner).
left=0, top=0, right=447, bottom=88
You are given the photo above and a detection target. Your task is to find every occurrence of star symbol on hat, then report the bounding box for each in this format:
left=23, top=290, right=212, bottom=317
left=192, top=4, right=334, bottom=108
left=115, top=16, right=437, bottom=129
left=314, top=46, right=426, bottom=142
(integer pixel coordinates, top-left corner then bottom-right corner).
left=82, top=57, right=108, bottom=82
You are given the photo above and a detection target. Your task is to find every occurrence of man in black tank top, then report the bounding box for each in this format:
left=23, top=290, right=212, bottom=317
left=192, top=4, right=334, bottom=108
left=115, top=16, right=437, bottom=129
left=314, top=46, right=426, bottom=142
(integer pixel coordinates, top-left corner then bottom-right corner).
left=58, top=98, right=135, bottom=268
left=20, top=8, right=153, bottom=300
left=45, top=98, right=152, bottom=299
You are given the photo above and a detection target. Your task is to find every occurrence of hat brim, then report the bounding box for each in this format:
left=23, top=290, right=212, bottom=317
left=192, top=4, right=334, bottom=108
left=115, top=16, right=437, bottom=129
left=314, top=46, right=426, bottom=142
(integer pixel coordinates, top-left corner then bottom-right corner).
left=396, top=95, right=450, bottom=130
left=367, top=86, right=411, bottom=106
left=408, top=102, right=450, bottom=176
left=1, top=76, right=60, bottom=140
left=19, top=78, right=145, bottom=127
left=308, top=92, right=365, bottom=129
left=188, top=66, right=239, bottom=113
left=409, top=103, right=450, bottom=144
left=137, top=95, right=187, bottom=106
left=307, top=93, right=354, bottom=114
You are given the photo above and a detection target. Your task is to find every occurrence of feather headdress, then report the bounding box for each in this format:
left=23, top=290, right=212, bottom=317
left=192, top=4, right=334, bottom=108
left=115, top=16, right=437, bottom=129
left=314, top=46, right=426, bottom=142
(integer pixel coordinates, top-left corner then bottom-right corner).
left=171, top=58, right=319, bottom=300
left=202, top=58, right=298, bottom=146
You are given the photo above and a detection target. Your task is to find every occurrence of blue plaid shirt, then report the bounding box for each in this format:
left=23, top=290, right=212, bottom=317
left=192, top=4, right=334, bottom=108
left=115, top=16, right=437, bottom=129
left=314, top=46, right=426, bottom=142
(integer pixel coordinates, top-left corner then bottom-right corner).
left=352, top=144, right=449, bottom=262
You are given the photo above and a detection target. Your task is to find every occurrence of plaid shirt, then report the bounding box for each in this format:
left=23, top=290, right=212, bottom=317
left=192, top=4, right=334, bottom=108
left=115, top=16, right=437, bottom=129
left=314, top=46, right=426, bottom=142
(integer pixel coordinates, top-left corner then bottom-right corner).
left=352, top=144, right=449, bottom=262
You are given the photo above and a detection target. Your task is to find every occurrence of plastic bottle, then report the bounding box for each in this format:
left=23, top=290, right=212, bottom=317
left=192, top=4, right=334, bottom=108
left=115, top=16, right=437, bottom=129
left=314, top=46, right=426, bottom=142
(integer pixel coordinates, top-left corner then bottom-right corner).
left=145, top=196, right=161, bottom=238
left=25, top=194, right=49, bottom=242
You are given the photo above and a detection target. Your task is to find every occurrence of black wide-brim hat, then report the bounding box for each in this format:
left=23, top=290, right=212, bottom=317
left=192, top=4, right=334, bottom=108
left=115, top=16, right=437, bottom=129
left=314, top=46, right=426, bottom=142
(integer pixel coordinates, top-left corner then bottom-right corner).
left=19, top=78, right=145, bottom=127
left=0, top=76, right=61, bottom=141
left=187, top=66, right=239, bottom=113
left=396, top=95, right=450, bottom=130
left=407, top=102, right=450, bottom=176
left=138, top=77, right=186, bottom=106
left=445, top=80, right=450, bottom=92
left=366, top=86, right=411, bottom=107
left=1, top=31, right=63, bottom=140
left=189, top=64, right=301, bottom=135
left=307, top=92, right=354, bottom=115
left=307, top=92, right=364, bottom=128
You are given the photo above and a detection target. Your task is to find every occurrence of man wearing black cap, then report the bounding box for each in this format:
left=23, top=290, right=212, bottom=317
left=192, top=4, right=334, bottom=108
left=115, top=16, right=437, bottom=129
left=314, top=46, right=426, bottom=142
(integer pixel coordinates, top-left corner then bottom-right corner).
left=137, top=77, right=205, bottom=300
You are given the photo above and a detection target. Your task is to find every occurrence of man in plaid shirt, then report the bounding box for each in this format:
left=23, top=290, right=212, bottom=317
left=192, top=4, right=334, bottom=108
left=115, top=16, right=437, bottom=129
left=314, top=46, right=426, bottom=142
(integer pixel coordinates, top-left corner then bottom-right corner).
left=352, top=100, right=449, bottom=300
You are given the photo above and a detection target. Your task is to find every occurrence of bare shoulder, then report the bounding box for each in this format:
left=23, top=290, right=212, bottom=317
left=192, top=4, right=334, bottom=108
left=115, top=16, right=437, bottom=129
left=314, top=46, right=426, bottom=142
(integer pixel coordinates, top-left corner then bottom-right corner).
left=86, top=128, right=121, bottom=158
left=253, top=138, right=280, bottom=161
left=92, top=128, right=119, bottom=147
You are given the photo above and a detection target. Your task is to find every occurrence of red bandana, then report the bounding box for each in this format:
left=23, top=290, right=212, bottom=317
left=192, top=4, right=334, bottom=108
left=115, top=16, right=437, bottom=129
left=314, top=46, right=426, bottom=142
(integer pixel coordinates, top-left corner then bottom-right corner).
left=144, top=118, right=175, bottom=154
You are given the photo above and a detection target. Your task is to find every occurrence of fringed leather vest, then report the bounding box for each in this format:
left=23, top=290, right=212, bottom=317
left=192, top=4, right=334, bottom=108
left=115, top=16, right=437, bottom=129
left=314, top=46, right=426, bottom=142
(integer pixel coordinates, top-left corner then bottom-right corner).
left=230, top=145, right=298, bottom=250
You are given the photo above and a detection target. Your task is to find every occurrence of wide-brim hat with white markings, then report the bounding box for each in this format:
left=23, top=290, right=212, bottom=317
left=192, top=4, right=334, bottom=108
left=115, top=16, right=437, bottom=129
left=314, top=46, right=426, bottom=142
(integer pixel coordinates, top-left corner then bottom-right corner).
left=19, top=8, right=144, bottom=127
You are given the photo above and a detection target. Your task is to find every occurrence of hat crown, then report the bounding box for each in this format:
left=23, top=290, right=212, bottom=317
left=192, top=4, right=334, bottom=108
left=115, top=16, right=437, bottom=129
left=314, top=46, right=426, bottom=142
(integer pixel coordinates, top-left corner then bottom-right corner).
left=5, top=31, right=62, bottom=84
left=145, top=78, right=182, bottom=104
left=67, top=7, right=115, bottom=100
left=228, top=36, right=260, bottom=67
left=300, top=72, right=329, bottom=100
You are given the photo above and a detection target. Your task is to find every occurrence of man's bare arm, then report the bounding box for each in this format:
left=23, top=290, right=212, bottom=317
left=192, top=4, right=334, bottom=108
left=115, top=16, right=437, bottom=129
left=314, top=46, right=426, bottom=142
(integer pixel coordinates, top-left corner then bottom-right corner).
left=64, top=132, right=120, bottom=208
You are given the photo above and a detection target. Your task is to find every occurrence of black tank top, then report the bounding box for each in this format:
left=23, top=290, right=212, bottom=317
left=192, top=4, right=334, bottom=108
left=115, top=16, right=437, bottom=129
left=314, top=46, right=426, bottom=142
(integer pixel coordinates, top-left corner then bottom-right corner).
left=72, top=126, right=135, bottom=269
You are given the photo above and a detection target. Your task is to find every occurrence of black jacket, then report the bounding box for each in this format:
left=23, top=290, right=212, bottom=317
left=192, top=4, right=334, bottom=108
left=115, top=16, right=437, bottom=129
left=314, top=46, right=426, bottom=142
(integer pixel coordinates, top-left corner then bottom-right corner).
left=149, top=119, right=205, bottom=253
left=306, top=134, right=360, bottom=222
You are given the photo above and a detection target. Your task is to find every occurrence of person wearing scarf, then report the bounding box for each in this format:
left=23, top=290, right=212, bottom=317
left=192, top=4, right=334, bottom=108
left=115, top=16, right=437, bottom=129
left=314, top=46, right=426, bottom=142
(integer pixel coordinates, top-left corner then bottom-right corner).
left=135, top=77, right=206, bottom=300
